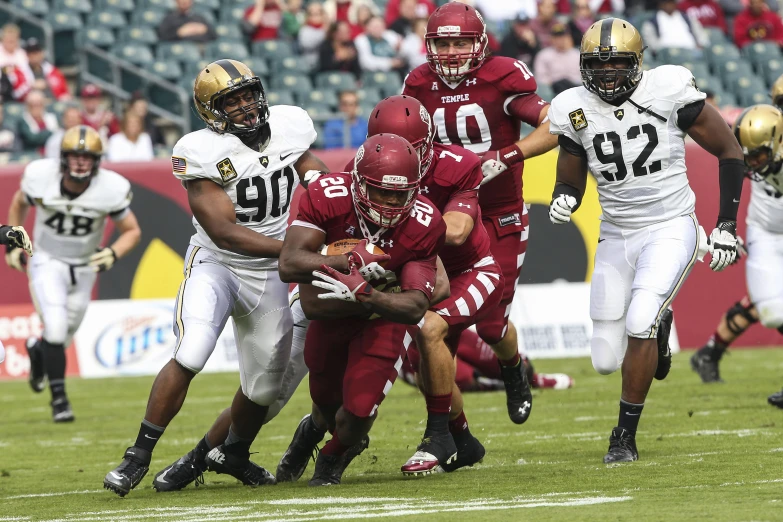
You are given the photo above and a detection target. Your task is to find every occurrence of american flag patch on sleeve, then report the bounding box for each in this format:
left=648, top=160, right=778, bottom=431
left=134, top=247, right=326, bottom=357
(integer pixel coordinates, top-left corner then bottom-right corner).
left=171, top=156, right=187, bottom=173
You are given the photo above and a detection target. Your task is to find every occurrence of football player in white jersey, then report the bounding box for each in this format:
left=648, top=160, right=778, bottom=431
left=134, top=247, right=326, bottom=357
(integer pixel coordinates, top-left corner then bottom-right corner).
left=6, top=126, right=141, bottom=422
left=104, top=59, right=330, bottom=497
left=547, top=18, right=745, bottom=463
left=690, top=105, right=783, bottom=407
left=0, top=224, right=33, bottom=364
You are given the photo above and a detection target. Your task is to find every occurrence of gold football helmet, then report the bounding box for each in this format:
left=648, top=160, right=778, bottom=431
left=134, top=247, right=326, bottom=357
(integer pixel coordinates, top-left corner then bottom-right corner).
left=60, top=125, right=103, bottom=180
left=733, top=104, right=783, bottom=178
left=580, top=17, right=645, bottom=101
left=193, top=59, right=269, bottom=137
left=770, top=73, right=783, bottom=109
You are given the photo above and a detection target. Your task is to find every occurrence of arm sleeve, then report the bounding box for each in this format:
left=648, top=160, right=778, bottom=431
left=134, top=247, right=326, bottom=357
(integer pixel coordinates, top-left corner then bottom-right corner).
left=507, top=93, right=548, bottom=126
left=400, top=252, right=438, bottom=300
left=442, top=162, right=481, bottom=220
left=401, top=73, right=415, bottom=96
left=171, top=141, right=219, bottom=184
left=292, top=186, right=326, bottom=232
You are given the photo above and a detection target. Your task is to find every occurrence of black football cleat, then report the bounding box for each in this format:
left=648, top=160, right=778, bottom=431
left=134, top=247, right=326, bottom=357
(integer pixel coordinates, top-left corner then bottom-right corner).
left=276, top=414, right=326, bottom=482
left=104, top=447, right=151, bottom=497
left=441, top=433, right=485, bottom=473
left=25, top=337, right=45, bottom=393
left=51, top=397, right=74, bottom=423
left=690, top=347, right=723, bottom=383
left=308, top=435, right=369, bottom=486
left=153, top=445, right=208, bottom=492
left=401, top=432, right=457, bottom=476
left=499, top=359, right=533, bottom=424
left=654, top=308, right=673, bottom=380
left=603, top=427, right=639, bottom=464
left=205, top=444, right=275, bottom=486
left=768, top=388, right=783, bottom=409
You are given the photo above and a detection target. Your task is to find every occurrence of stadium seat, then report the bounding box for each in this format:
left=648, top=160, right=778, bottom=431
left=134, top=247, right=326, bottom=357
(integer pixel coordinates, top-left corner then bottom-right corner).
left=157, top=41, right=202, bottom=63
left=362, top=71, right=403, bottom=95
left=4, top=103, right=24, bottom=119
left=48, top=9, right=84, bottom=30
left=266, top=91, right=295, bottom=106
left=681, top=61, right=710, bottom=79
left=244, top=57, right=269, bottom=77
left=693, top=74, right=723, bottom=94
left=131, top=8, right=167, bottom=26
left=743, top=41, right=781, bottom=66
left=139, top=0, right=173, bottom=9
left=357, top=102, right=376, bottom=118
left=711, top=90, right=737, bottom=107
left=113, top=42, right=155, bottom=66
left=220, top=2, right=251, bottom=22
left=271, top=73, right=313, bottom=95
left=704, top=27, right=728, bottom=45
left=13, top=0, right=49, bottom=16
left=727, top=74, right=767, bottom=97
left=275, top=56, right=312, bottom=74
left=151, top=59, right=183, bottom=80
left=47, top=10, right=83, bottom=66
left=89, top=10, right=129, bottom=30
left=303, top=89, right=339, bottom=109
left=95, top=0, right=136, bottom=13
left=192, top=6, right=216, bottom=25
left=357, top=87, right=382, bottom=106
left=50, top=101, right=69, bottom=120
left=705, top=43, right=742, bottom=72
left=656, top=47, right=699, bottom=65
left=118, top=26, right=158, bottom=45
left=316, top=71, right=357, bottom=91
left=79, top=26, right=117, bottom=49
left=205, top=40, right=249, bottom=61
left=537, top=84, right=554, bottom=103
left=303, top=104, right=338, bottom=121
left=738, top=88, right=770, bottom=107
left=762, top=58, right=783, bottom=87
left=185, top=58, right=211, bottom=79
left=193, top=0, right=220, bottom=9
left=54, top=0, right=92, bottom=14
left=719, top=60, right=756, bottom=93
left=214, top=22, right=244, bottom=41
left=252, top=39, right=294, bottom=60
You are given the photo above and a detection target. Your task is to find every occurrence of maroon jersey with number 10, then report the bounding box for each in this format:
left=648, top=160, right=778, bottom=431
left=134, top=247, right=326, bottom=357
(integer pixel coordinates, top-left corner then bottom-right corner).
left=403, top=55, right=548, bottom=218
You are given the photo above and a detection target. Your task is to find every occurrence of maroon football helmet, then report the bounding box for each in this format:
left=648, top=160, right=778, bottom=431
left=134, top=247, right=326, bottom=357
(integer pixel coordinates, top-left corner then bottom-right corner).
left=425, top=3, right=488, bottom=81
left=352, top=134, right=421, bottom=228
left=367, top=95, right=434, bottom=176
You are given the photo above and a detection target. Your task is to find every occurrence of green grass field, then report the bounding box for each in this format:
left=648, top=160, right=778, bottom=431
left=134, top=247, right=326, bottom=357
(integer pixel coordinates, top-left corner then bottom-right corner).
left=1, top=349, right=782, bottom=522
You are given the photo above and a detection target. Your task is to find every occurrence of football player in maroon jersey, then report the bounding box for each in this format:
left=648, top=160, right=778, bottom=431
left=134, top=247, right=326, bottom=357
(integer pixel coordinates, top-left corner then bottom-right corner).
left=403, top=2, right=559, bottom=425
left=278, top=134, right=448, bottom=485
left=360, top=95, right=504, bottom=475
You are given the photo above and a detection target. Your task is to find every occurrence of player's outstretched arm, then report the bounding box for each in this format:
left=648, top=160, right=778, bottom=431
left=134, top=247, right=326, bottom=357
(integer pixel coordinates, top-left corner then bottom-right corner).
left=685, top=101, right=745, bottom=271
left=443, top=212, right=474, bottom=247
left=516, top=108, right=559, bottom=160
left=293, top=151, right=330, bottom=188
left=278, top=224, right=350, bottom=283
left=187, top=178, right=285, bottom=258
left=7, top=190, right=30, bottom=228
left=549, top=136, right=588, bottom=225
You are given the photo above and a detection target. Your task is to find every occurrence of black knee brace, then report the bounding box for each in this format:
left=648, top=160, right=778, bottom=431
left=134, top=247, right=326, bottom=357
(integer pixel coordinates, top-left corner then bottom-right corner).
left=726, top=300, right=758, bottom=335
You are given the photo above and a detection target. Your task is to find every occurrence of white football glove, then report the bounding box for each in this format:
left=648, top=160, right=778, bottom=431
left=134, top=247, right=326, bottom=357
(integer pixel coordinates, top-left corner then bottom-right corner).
left=347, top=239, right=390, bottom=281
left=708, top=225, right=738, bottom=272
left=302, top=170, right=324, bottom=188
left=89, top=247, right=117, bottom=272
left=0, top=225, right=33, bottom=256
left=479, top=156, right=508, bottom=186
left=549, top=194, right=577, bottom=225
left=5, top=247, right=26, bottom=272
left=311, top=265, right=373, bottom=302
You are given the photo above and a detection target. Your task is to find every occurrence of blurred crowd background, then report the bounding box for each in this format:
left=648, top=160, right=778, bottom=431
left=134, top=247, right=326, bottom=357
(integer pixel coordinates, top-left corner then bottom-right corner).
left=1, top=0, right=782, bottom=163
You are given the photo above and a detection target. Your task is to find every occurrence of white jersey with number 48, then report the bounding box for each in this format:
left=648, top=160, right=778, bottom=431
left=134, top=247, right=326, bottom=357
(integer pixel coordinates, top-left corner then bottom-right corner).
left=172, top=105, right=316, bottom=270
left=21, top=158, right=132, bottom=265
left=549, top=65, right=706, bottom=228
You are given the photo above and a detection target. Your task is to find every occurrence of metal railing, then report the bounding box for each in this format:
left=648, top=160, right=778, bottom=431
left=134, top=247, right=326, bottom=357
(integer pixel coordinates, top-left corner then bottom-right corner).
left=79, top=44, right=191, bottom=134
left=0, top=3, right=54, bottom=63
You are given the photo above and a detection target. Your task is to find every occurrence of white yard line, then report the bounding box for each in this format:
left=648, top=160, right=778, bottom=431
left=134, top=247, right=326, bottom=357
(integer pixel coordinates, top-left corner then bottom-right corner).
left=3, top=489, right=104, bottom=500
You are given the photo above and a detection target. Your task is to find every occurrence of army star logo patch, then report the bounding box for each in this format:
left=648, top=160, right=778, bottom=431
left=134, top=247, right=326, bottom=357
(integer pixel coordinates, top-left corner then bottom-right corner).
left=569, top=109, right=588, bottom=131
left=217, top=158, right=238, bottom=183
left=614, top=109, right=624, bottom=121
left=259, top=156, right=269, bottom=168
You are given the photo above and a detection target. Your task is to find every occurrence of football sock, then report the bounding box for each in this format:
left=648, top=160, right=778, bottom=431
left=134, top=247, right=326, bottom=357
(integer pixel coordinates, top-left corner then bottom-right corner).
left=424, top=393, right=451, bottom=435
left=224, top=426, right=253, bottom=454
left=197, top=433, right=213, bottom=455
left=448, top=410, right=471, bottom=442
left=618, top=400, right=644, bottom=434
left=706, top=332, right=729, bottom=359
left=135, top=420, right=165, bottom=453
left=321, top=432, right=350, bottom=457
left=499, top=352, right=521, bottom=368
left=42, top=340, right=66, bottom=400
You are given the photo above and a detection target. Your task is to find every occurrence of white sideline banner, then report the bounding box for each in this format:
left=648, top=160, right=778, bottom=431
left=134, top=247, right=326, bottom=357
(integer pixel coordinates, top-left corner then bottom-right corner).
left=74, top=299, right=240, bottom=378
left=505, top=282, right=680, bottom=359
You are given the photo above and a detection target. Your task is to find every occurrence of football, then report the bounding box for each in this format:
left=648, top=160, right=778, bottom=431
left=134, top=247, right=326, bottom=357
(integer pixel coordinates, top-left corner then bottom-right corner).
left=320, top=238, right=386, bottom=258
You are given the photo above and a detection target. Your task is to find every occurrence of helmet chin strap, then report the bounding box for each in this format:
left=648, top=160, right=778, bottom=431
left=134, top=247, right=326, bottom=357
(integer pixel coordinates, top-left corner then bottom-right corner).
left=352, top=184, right=388, bottom=243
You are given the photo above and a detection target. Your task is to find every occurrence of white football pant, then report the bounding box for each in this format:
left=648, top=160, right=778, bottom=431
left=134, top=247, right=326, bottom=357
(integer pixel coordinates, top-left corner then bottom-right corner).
left=746, top=223, right=783, bottom=329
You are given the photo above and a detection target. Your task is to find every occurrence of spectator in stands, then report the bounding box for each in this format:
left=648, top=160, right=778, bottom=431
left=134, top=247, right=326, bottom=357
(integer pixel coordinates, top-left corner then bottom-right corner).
left=0, top=24, right=28, bottom=70
left=126, top=92, right=165, bottom=147
left=679, top=0, right=728, bottom=33
left=500, top=13, right=539, bottom=65
left=733, top=0, right=783, bottom=48
left=44, top=105, right=81, bottom=159
left=586, top=0, right=624, bottom=13
left=530, top=0, right=559, bottom=50
left=158, top=0, right=217, bottom=43
left=0, top=103, right=20, bottom=153
left=281, top=0, right=306, bottom=38
left=318, top=21, right=362, bottom=77
left=568, top=0, right=597, bottom=44
left=355, top=16, right=404, bottom=73
left=107, top=113, right=155, bottom=162
left=0, top=70, right=13, bottom=103
left=323, top=90, right=368, bottom=149
left=533, top=23, right=581, bottom=94
left=299, top=2, right=329, bottom=69
left=390, top=0, right=418, bottom=36
left=17, top=90, right=58, bottom=153
left=79, top=84, right=120, bottom=142
left=14, top=39, right=70, bottom=102
left=475, top=0, right=538, bottom=22
left=400, top=17, right=428, bottom=69
left=323, top=0, right=378, bottom=38
left=385, top=0, right=435, bottom=26
left=642, top=0, right=709, bottom=52
left=243, top=0, right=284, bottom=41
